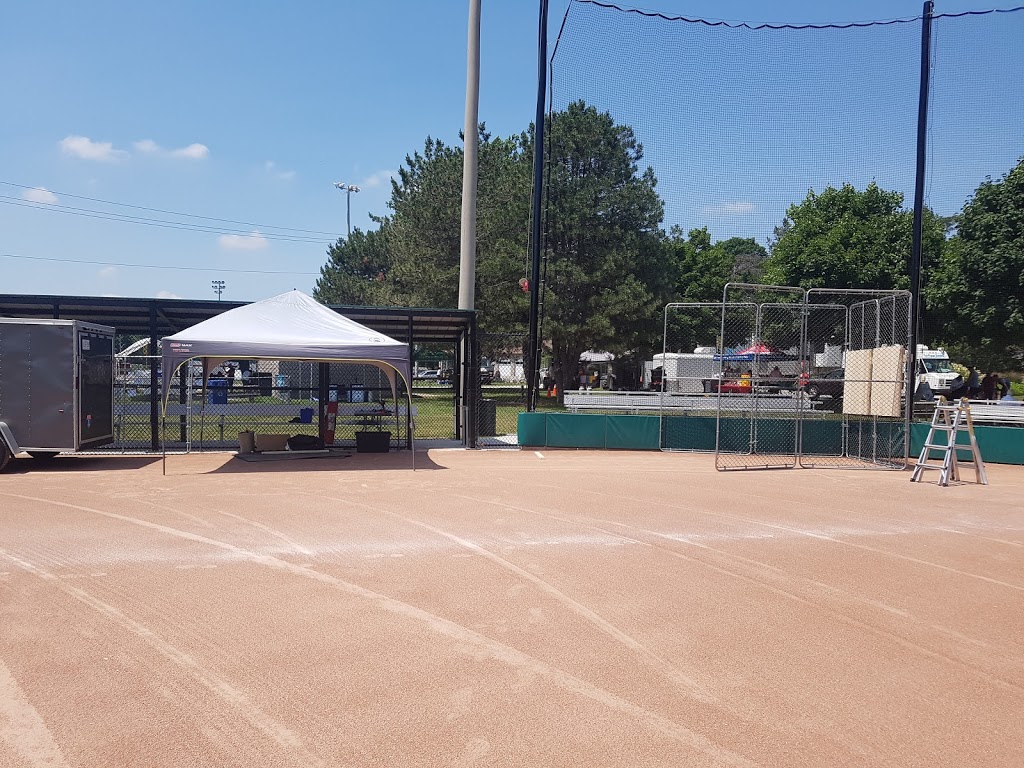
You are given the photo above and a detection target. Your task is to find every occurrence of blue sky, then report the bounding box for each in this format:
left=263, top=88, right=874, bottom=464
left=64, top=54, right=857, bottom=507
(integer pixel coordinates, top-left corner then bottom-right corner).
left=1, top=0, right=1016, bottom=302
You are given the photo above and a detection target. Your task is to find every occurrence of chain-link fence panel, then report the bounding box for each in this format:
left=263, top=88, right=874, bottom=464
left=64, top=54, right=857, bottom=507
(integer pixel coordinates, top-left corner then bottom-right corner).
left=108, top=356, right=426, bottom=453
left=660, top=302, right=723, bottom=451
left=477, top=333, right=527, bottom=448
left=411, top=343, right=459, bottom=442
left=715, top=286, right=804, bottom=470
left=801, top=290, right=911, bottom=469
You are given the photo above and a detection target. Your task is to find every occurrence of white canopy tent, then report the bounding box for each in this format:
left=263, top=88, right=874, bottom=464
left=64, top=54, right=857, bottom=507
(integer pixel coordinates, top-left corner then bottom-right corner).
left=159, top=290, right=414, bottom=469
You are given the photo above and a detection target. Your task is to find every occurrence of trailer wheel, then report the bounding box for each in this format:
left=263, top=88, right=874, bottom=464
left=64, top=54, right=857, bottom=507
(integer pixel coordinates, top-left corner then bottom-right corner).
left=28, top=451, right=60, bottom=460
left=0, top=439, right=10, bottom=472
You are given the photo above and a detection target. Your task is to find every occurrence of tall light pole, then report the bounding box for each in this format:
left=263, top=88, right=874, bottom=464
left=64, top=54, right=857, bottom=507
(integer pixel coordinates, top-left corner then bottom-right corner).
left=458, top=0, right=481, bottom=313
left=334, top=182, right=361, bottom=238
left=211, top=279, right=226, bottom=301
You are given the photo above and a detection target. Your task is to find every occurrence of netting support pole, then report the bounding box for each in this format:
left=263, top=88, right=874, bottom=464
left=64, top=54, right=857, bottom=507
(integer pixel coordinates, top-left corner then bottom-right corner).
left=526, top=0, right=549, bottom=412
left=149, top=302, right=160, bottom=451
left=909, top=0, right=934, bottom=399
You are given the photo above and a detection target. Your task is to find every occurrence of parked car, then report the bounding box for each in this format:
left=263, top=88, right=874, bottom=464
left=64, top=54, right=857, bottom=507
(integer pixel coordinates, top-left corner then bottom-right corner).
left=415, top=370, right=440, bottom=380
left=806, top=368, right=845, bottom=401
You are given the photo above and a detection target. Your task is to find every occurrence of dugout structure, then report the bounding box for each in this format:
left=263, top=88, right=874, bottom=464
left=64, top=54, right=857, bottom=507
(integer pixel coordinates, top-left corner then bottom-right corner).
left=0, top=294, right=480, bottom=451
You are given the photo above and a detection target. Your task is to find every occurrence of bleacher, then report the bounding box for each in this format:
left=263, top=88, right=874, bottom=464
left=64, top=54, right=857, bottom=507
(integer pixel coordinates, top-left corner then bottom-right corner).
left=563, top=390, right=817, bottom=414
left=564, top=392, right=1023, bottom=424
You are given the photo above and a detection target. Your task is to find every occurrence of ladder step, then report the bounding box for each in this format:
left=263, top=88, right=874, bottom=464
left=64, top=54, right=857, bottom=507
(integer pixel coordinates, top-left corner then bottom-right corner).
left=913, top=463, right=942, bottom=470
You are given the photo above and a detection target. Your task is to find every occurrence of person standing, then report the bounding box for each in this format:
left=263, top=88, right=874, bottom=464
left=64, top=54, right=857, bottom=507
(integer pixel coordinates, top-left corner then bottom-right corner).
left=966, top=365, right=981, bottom=398
left=998, top=374, right=1014, bottom=400
left=981, top=372, right=998, bottom=401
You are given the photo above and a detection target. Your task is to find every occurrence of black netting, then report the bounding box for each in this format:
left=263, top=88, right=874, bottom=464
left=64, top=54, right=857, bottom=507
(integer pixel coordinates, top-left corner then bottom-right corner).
left=549, top=0, right=1024, bottom=418
left=552, top=1, right=921, bottom=249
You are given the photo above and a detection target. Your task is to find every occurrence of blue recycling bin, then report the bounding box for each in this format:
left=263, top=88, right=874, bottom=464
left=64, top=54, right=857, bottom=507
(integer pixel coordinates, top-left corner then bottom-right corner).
left=275, top=374, right=290, bottom=401
left=208, top=378, right=228, bottom=404
left=299, top=407, right=314, bottom=424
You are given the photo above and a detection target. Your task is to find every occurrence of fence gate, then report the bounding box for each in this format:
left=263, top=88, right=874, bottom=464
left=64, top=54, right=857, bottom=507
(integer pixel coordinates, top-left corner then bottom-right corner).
left=475, top=332, right=527, bottom=448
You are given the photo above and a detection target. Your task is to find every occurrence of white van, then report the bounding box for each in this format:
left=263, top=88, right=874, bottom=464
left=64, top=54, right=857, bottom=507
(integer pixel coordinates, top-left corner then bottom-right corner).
left=916, top=345, right=961, bottom=395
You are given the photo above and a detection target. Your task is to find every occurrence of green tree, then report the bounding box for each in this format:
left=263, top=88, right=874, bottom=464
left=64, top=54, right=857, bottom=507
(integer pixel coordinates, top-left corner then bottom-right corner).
left=663, top=228, right=767, bottom=353
left=314, top=224, right=395, bottom=306
left=316, top=127, right=534, bottom=335
left=763, top=182, right=944, bottom=291
left=543, top=101, right=669, bottom=396
left=315, top=104, right=670, bottom=395
left=928, top=158, right=1024, bottom=368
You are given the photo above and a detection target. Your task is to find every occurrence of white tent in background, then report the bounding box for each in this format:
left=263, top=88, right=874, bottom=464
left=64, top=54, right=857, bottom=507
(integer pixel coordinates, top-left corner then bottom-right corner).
left=159, top=290, right=413, bottom=468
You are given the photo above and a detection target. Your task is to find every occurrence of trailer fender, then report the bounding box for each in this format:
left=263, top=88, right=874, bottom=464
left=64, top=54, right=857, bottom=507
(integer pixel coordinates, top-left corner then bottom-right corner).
left=0, top=422, right=16, bottom=471
left=0, top=421, right=20, bottom=455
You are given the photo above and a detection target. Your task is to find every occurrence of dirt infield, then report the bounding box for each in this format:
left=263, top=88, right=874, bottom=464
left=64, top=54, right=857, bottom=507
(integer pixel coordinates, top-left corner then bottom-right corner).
left=1, top=449, right=1022, bottom=767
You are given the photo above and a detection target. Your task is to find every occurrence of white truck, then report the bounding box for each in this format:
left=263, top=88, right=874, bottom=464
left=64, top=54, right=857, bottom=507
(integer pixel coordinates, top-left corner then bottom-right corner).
left=916, top=345, right=961, bottom=396
left=646, top=350, right=720, bottom=393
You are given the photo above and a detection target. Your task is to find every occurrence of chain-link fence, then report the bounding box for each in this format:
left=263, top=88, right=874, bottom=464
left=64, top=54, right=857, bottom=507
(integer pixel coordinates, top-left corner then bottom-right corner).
left=662, top=287, right=911, bottom=470
left=113, top=354, right=414, bottom=452
left=476, top=332, right=528, bottom=448
left=714, top=286, right=806, bottom=470
left=660, top=302, right=726, bottom=451
left=801, top=290, right=912, bottom=469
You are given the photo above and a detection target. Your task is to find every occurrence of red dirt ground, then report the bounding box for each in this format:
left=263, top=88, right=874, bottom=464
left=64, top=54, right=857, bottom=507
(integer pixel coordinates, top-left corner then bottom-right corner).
left=1, top=449, right=1022, bottom=767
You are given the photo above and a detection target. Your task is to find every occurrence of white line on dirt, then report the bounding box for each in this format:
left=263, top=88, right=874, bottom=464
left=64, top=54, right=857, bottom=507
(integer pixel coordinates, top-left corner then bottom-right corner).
left=0, top=657, right=71, bottom=768
left=0, top=491, right=757, bottom=768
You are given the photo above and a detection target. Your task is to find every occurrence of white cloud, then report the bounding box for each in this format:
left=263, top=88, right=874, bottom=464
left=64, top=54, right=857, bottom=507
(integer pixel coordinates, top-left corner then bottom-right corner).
left=133, top=139, right=209, bottom=159
left=22, top=187, right=59, bottom=204
left=701, top=200, right=756, bottom=216
left=98, top=266, right=118, bottom=278
left=218, top=231, right=269, bottom=251
left=133, top=139, right=160, bottom=154
left=155, top=290, right=183, bottom=299
left=265, top=160, right=296, bottom=181
left=60, top=135, right=127, bottom=162
left=171, top=143, right=209, bottom=159
left=360, top=169, right=397, bottom=189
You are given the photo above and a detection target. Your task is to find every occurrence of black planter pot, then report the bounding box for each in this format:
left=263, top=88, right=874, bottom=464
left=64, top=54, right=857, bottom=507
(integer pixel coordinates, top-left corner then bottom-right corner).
left=355, top=431, right=391, bottom=453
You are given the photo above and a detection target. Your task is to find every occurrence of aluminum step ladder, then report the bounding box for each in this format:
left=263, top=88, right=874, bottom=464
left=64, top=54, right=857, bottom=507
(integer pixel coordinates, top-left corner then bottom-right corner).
left=911, top=399, right=987, bottom=486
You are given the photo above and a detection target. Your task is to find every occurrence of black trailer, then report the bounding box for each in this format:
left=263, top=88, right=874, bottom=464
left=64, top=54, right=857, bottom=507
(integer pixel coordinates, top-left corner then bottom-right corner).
left=0, top=319, right=115, bottom=471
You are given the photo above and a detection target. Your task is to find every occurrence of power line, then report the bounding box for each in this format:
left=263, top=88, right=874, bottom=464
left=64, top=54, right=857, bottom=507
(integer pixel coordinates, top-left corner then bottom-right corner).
left=0, top=197, right=331, bottom=244
left=1, top=252, right=320, bottom=276
left=0, top=180, right=343, bottom=237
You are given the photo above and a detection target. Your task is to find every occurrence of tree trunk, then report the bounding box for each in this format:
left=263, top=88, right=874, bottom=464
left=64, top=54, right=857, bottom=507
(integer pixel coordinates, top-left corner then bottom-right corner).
left=552, top=341, right=585, bottom=408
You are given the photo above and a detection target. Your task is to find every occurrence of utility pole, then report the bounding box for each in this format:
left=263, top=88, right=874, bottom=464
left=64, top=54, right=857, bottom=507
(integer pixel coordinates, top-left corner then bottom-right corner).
left=211, top=279, right=226, bottom=301
left=333, top=182, right=361, bottom=238
left=458, top=0, right=482, bottom=312
left=458, top=0, right=482, bottom=449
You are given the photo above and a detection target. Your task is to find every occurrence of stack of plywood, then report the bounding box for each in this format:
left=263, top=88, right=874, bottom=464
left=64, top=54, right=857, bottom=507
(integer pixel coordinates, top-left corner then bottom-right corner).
left=842, top=345, right=905, bottom=418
